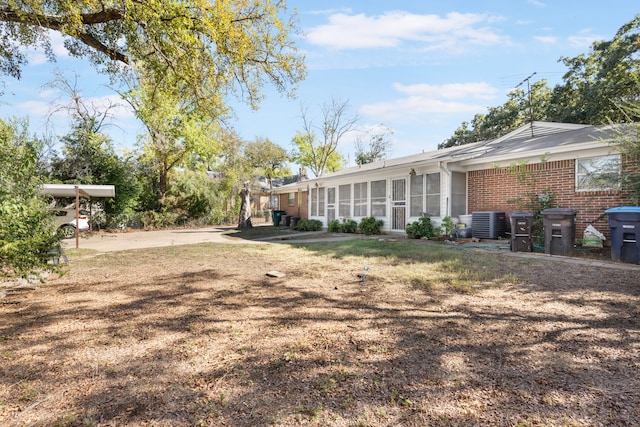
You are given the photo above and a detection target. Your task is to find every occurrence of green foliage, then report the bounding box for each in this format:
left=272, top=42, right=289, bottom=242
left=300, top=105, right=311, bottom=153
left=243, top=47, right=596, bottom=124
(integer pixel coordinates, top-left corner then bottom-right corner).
left=441, top=16, right=640, bottom=147
left=295, top=219, right=323, bottom=231
left=50, top=123, right=141, bottom=224
left=290, top=98, right=357, bottom=177
left=244, top=137, right=291, bottom=188
left=607, top=106, right=640, bottom=204
left=290, top=130, right=346, bottom=178
left=359, top=216, right=384, bottom=235
left=161, top=168, right=222, bottom=225
left=502, top=158, right=556, bottom=244
left=549, top=16, right=640, bottom=124
left=440, top=81, right=552, bottom=148
left=0, top=1, right=305, bottom=110
left=405, top=215, right=436, bottom=239
left=327, top=219, right=341, bottom=233
left=0, top=119, right=61, bottom=278
left=441, top=216, right=456, bottom=237
left=328, top=218, right=358, bottom=233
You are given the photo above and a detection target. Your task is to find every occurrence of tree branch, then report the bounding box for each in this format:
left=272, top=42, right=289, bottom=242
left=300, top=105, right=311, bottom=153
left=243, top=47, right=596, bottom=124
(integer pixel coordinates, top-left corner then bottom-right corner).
left=0, top=7, right=129, bottom=63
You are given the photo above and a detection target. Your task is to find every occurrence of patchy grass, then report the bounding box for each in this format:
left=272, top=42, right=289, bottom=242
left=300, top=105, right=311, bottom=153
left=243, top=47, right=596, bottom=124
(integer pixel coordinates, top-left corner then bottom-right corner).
left=1, top=239, right=640, bottom=426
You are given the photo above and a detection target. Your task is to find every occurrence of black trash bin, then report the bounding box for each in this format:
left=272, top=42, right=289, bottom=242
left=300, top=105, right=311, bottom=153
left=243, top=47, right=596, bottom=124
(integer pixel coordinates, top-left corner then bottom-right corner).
left=282, top=215, right=291, bottom=227
left=290, top=216, right=301, bottom=229
left=605, top=206, right=640, bottom=264
left=510, top=212, right=534, bottom=252
left=271, top=210, right=285, bottom=226
left=542, top=208, right=577, bottom=256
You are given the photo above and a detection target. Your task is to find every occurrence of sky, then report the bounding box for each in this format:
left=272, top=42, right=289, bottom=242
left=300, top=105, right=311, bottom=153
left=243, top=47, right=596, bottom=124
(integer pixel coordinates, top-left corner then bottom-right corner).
left=1, top=0, right=639, bottom=167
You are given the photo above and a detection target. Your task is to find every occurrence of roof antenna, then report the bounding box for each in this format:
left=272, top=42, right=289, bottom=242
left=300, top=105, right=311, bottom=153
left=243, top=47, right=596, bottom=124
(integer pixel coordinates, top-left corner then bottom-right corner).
left=515, top=72, right=537, bottom=137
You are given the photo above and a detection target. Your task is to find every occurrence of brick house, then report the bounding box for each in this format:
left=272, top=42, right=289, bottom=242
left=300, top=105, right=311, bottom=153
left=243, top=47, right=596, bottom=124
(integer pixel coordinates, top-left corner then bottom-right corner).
left=274, top=121, right=636, bottom=240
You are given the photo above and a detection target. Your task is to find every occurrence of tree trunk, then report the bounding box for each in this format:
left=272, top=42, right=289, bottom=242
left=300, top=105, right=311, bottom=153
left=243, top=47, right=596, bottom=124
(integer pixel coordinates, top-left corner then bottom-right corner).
left=237, top=183, right=252, bottom=229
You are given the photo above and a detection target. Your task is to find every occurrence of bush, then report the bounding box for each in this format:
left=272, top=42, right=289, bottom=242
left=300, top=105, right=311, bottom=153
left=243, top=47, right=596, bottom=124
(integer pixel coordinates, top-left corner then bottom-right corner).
left=359, top=216, right=384, bottom=235
left=328, top=218, right=358, bottom=233
left=405, top=214, right=436, bottom=239
left=0, top=119, right=61, bottom=278
left=295, top=218, right=322, bottom=231
left=441, top=216, right=456, bottom=238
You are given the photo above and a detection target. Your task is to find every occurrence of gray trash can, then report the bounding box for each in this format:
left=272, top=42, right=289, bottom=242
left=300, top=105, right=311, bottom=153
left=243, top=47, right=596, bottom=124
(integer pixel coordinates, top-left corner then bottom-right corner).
left=510, top=212, right=534, bottom=252
left=290, top=216, right=301, bottom=229
left=542, top=208, right=577, bottom=256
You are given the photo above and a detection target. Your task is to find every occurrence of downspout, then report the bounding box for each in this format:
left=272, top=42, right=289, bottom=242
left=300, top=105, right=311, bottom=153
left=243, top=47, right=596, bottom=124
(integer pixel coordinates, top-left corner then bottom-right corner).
left=438, top=161, right=451, bottom=217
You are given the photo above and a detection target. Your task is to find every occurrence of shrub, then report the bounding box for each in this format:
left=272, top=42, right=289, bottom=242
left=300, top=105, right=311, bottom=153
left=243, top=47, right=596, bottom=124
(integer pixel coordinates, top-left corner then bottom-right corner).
left=405, top=214, right=436, bottom=239
left=327, top=219, right=341, bottom=232
left=359, top=216, right=384, bottom=235
left=341, top=219, right=358, bottom=233
left=328, top=218, right=358, bottom=233
left=441, top=216, right=456, bottom=238
left=1, top=119, right=61, bottom=278
left=296, top=218, right=322, bottom=231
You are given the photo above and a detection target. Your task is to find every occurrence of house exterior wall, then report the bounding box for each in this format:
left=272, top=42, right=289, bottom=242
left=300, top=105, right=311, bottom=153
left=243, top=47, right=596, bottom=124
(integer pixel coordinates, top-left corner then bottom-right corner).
left=468, top=158, right=633, bottom=239
left=277, top=190, right=308, bottom=218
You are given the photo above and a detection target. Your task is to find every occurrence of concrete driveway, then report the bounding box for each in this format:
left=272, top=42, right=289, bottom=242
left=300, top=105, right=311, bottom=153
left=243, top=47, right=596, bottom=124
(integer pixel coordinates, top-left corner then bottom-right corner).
left=62, top=226, right=266, bottom=253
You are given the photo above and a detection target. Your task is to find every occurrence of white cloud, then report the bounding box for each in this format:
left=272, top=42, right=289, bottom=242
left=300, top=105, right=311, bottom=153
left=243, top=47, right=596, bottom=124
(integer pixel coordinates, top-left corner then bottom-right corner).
left=568, top=35, right=601, bottom=49
left=567, top=28, right=605, bottom=49
left=534, top=35, right=557, bottom=44
left=359, top=82, right=497, bottom=122
left=527, top=0, right=546, bottom=7
left=392, top=82, right=497, bottom=100
left=305, top=11, right=510, bottom=51
left=17, top=100, right=52, bottom=116
left=17, top=94, right=134, bottom=123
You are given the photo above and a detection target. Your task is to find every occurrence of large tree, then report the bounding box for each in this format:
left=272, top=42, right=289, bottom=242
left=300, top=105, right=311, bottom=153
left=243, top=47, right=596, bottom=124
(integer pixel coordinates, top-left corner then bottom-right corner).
left=440, top=81, right=552, bottom=148
left=290, top=98, right=357, bottom=177
left=548, top=15, right=640, bottom=124
left=0, top=0, right=306, bottom=108
left=442, top=15, right=640, bottom=148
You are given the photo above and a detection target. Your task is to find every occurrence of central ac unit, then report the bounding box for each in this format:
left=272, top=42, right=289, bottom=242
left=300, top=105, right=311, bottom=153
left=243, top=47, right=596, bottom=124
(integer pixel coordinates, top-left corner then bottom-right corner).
left=471, top=211, right=507, bottom=239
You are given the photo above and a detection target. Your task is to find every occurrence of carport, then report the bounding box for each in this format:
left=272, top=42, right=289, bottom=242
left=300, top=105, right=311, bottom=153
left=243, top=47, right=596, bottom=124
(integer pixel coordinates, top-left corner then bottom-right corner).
left=41, top=184, right=116, bottom=248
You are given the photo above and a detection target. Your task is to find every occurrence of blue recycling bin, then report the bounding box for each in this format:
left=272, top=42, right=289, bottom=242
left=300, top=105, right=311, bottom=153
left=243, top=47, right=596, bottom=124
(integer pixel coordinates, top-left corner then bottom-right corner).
left=605, top=206, right=640, bottom=264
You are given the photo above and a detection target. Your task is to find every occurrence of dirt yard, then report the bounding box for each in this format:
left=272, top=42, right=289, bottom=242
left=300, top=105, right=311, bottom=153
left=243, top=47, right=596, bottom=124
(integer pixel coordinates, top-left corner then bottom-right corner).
left=1, top=234, right=639, bottom=426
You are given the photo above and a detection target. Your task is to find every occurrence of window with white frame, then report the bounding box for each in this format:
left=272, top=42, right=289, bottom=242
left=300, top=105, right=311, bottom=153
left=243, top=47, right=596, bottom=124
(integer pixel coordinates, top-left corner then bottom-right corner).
left=371, top=180, right=386, bottom=217
left=576, top=155, right=621, bottom=191
left=288, top=192, right=296, bottom=206
left=338, top=184, right=351, bottom=217
left=410, top=174, right=423, bottom=216
left=425, top=172, right=441, bottom=216
left=353, top=182, right=368, bottom=216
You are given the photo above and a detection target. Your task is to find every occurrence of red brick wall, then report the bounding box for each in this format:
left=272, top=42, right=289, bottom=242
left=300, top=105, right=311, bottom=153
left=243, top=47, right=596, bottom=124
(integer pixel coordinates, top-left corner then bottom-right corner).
left=277, top=191, right=308, bottom=218
left=468, top=159, right=632, bottom=239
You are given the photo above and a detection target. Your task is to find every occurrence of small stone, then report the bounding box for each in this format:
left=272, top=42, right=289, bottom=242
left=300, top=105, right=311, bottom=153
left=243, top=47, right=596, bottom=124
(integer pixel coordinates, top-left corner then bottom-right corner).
left=266, top=271, right=285, bottom=278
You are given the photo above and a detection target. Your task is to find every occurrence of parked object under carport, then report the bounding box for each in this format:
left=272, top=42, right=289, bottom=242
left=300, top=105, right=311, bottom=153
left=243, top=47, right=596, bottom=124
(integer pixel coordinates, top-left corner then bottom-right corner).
left=605, top=206, right=640, bottom=264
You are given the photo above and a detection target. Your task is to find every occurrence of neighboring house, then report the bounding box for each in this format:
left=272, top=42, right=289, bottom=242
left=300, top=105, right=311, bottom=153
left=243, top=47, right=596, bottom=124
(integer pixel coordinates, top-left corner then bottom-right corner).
left=273, top=121, right=635, bottom=239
